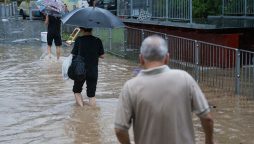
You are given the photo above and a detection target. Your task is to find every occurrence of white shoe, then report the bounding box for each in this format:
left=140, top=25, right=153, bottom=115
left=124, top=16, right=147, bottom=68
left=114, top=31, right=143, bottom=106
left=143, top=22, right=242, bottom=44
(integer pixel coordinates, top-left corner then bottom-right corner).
left=89, top=97, right=96, bottom=106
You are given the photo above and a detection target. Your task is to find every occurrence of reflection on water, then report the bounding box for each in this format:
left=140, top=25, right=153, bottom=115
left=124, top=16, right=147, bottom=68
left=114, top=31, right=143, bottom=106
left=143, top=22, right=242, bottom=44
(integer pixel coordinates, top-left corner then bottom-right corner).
left=0, top=19, right=254, bottom=144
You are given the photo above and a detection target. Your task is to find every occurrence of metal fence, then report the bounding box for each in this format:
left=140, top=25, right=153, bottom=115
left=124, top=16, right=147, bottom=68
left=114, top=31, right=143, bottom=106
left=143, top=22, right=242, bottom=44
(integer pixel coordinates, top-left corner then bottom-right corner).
left=0, top=2, right=18, bottom=18
left=94, top=27, right=254, bottom=98
left=117, top=0, right=192, bottom=22
left=222, top=0, right=254, bottom=16
left=0, top=18, right=45, bottom=43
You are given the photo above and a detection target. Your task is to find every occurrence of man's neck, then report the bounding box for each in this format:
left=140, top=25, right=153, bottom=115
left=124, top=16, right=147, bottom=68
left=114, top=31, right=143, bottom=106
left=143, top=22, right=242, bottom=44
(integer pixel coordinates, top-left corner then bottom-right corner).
left=143, top=62, right=164, bottom=69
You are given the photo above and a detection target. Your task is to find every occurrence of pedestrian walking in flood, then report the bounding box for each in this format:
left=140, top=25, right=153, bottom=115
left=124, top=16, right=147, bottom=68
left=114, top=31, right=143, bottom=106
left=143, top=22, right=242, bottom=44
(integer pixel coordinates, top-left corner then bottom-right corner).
left=71, top=27, right=104, bottom=107
left=45, top=15, right=62, bottom=60
left=88, top=0, right=96, bottom=7
left=64, top=3, right=69, bottom=13
left=114, top=35, right=214, bottom=144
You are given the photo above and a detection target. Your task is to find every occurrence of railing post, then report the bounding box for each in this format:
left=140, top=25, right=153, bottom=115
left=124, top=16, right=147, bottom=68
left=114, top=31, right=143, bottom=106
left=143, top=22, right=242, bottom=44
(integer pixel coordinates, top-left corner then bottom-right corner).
left=252, top=57, right=254, bottom=96
left=0, top=3, right=4, bottom=18
left=141, top=29, right=144, bottom=41
left=2, top=18, right=8, bottom=41
left=6, top=4, right=10, bottom=18
left=12, top=2, right=14, bottom=16
left=194, top=40, right=200, bottom=82
left=9, top=3, right=11, bottom=17
left=109, top=28, right=112, bottom=51
left=12, top=2, right=17, bottom=17
left=29, top=6, right=32, bottom=21
left=9, top=2, right=12, bottom=16
left=4, top=3, right=7, bottom=17
left=164, top=34, right=168, bottom=46
left=130, top=0, right=133, bottom=19
left=166, top=0, right=168, bottom=21
left=95, top=28, right=99, bottom=37
left=244, top=0, right=247, bottom=16
left=124, top=28, right=127, bottom=58
left=189, top=0, right=192, bottom=24
left=165, top=34, right=169, bottom=64
left=222, top=0, right=224, bottom=16
left=146, top=0, right=149, bottom=12
left=4, top=4, right=5, bottom=17
left=235, top=49, right=241, bottom=95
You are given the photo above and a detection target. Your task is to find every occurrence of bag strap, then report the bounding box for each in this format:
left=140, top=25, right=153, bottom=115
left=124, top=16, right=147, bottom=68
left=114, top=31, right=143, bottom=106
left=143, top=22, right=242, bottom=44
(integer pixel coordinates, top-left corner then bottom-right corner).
left=78, top=38, right=81, bottom=56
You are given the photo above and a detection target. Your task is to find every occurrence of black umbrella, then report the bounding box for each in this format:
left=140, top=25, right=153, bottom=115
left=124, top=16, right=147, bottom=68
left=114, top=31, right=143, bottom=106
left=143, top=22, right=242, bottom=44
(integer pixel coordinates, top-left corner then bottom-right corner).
left=61, top=7, right=125, bottom=28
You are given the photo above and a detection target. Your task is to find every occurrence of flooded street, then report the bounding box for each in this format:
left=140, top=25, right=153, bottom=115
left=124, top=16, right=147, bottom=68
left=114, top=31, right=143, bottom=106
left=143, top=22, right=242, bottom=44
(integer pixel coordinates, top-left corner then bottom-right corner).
left=0, top=19, right=254, bottom=144
left=0, top=40, right=136, bottom=143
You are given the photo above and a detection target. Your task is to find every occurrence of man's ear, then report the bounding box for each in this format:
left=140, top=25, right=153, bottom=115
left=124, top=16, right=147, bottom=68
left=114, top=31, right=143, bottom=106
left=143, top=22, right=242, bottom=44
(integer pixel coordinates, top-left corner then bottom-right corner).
left=164, top=53, right=170, bottom=64
left=139, top=54, right=145, bottom=66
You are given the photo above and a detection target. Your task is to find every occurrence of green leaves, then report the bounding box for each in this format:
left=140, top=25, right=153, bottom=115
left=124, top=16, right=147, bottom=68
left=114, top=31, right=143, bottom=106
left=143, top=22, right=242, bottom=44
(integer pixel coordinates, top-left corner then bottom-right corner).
left=193, top=0, right=221, bottom=18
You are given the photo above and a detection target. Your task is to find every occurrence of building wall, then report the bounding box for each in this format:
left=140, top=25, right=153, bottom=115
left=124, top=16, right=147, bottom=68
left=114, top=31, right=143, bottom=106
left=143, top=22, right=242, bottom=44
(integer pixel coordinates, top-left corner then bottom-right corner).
left=125, top=22, right=242, bottom=49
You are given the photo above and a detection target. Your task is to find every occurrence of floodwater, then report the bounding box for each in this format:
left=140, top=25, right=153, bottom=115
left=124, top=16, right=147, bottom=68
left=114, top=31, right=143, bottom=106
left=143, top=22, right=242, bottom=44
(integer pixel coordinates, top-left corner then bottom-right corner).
left=0, top=19, right=254, bottom=144
left=0, top=39, right=136, bottom=144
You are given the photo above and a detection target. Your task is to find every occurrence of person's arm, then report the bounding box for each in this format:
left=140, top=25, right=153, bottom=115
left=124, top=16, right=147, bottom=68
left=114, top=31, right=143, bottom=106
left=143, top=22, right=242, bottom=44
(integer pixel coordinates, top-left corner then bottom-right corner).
left=200, top=112, right=214, bottom=144
left=71, top=38, right=79, bottom=55
left=45, top=15, right=49, bottom=25
left=115, top=128, right=131, bottom=144
left=115, top=82, right=133, bottom=144
left=97, top=38, right=104, bottom=59
left=186, top=72, right=215, bottom=144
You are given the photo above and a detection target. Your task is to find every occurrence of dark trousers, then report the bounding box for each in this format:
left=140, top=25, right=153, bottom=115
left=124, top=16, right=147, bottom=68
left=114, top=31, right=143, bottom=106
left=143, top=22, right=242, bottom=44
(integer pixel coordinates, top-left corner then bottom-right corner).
left=47, top=33, right=62, bottom=46
left=72, top=67, right=98, bottom=97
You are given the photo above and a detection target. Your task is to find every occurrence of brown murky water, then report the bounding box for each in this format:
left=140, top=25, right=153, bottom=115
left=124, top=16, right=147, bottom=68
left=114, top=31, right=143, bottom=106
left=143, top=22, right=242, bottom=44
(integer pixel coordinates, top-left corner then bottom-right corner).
left=1, top=19, right=254, bottom=144
left=0, top=39, right=136, bottom=144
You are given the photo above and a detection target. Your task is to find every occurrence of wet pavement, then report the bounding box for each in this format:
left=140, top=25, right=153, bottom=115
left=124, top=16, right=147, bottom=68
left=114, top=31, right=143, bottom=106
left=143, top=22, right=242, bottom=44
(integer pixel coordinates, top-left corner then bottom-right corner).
left=0, top=18, right=254, bottom=144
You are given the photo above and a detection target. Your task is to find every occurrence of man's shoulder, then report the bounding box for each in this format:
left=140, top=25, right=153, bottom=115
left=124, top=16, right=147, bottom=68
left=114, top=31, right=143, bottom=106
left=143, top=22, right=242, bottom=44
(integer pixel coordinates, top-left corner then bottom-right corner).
left=168, top=69, right=189, bottom=75
left=166, top=69, right=196, bottom=85
left=123, top=76, right=139, bottom=87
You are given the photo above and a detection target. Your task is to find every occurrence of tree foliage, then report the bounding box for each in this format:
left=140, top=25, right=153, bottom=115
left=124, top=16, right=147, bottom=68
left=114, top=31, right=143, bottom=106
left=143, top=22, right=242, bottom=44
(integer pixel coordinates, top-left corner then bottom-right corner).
left=193, top=0, right=221, bottom=18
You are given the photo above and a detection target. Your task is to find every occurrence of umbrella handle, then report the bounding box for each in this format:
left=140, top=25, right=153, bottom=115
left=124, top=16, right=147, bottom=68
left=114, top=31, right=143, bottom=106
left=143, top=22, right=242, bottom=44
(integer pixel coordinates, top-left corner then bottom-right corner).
left=66, top=28, right=80, bottom=45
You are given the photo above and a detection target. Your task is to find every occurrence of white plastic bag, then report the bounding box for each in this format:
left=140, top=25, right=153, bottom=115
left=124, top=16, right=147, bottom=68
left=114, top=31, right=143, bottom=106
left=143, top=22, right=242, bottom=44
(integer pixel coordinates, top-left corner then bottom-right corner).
left=62, top=54, right=73, bottom=80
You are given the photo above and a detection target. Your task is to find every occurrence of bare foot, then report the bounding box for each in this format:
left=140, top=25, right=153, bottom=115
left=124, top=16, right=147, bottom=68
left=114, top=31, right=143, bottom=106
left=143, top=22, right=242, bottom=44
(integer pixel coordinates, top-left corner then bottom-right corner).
left=88, top=97, right=96, bottom=107
left=74, top=93, right=84, bottom=107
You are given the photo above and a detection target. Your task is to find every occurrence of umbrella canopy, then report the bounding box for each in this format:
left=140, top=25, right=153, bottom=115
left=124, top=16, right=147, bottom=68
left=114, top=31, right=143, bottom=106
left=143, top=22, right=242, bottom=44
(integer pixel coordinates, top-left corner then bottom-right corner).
left=61, top=7, right=125, bottom=28
left=36, top=0, right=65, bottom=17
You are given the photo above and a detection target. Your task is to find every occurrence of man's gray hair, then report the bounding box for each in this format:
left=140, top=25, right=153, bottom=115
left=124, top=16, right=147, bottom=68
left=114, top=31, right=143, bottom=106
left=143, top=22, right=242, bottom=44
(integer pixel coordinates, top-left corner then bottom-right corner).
left=140, top=35, right=168, bottom=61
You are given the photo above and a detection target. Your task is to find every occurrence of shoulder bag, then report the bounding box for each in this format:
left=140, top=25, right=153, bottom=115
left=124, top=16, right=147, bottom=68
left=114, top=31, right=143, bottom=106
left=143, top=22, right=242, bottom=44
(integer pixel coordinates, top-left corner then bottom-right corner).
left=68, top=42, right=86, bottom=81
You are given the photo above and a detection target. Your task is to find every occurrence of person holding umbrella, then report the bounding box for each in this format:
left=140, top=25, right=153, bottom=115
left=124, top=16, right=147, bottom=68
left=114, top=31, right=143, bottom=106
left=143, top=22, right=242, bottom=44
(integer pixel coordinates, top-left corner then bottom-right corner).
left=38, top=0, right=65, bottom=60
left=45, top=14, right=62, bottom=60
left=61, top=3, right=124, bottom=107
left=71, top=27, right=104, bottom=107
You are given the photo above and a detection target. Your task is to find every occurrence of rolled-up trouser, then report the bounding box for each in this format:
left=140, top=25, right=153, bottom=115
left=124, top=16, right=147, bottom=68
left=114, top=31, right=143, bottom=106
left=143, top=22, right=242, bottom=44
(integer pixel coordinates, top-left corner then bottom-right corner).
left=72, top=67, right=98, bottom=97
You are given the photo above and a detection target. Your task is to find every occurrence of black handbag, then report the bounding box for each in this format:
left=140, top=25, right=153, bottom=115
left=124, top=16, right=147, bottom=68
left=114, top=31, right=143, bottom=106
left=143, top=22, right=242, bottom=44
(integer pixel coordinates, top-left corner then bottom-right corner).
left=68, top=43, right=86, bottom=81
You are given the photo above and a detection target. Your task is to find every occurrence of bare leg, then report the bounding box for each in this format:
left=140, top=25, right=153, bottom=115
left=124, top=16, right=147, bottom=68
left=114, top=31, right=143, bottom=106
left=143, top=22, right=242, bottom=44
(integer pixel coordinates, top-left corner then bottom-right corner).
left=74, top=93, right=84, bottom=107
left=47, top=45, right=51, bottom=58
left=89, top=97, right=96, bottom=106
left=56, top=46, right=61, bottom=60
